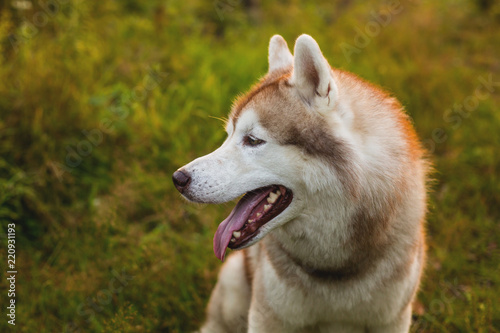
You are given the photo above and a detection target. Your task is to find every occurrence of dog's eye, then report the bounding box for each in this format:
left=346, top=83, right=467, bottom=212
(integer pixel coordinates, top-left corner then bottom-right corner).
left=243, top=135, right=265, bottom=147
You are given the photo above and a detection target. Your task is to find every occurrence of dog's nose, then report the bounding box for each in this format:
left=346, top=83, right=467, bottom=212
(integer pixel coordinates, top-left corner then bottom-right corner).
left=172, top=170, right=191, bottom=192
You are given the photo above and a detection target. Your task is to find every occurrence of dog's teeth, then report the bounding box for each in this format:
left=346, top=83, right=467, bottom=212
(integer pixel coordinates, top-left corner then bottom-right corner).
left=230, top=237, right=236, bottom=243
left=267, top=192, right=278, bottom=204
left=232, top=231, right=241, bottom=238
left=248, top=219, right=254, bottom=223
left=256, top=213, right=262, bottom=218
left=276, top=190, right=281, bottom=196
left=264, top=204, right=271, bottom=211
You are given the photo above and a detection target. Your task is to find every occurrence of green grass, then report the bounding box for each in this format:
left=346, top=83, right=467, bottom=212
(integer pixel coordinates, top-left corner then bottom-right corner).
left=0, top=0, right=499, bottom=332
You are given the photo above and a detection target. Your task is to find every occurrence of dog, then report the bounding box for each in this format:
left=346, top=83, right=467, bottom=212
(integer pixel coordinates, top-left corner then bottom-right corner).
left=172, top=34, right=429, bottom=333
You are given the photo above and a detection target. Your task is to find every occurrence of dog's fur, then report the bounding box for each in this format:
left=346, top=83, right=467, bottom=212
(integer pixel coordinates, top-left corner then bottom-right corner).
left=174, top=34, right=428, bottom=333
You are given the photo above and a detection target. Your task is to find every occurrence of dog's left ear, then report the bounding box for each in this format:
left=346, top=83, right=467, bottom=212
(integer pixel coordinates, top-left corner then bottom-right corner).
left=268, top=35, right=293, bottom=73
left=291, top=34, right=337, bottom=108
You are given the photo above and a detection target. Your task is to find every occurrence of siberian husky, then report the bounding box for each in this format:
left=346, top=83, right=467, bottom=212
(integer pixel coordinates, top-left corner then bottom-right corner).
left=173, top=34, right=429, bottom=333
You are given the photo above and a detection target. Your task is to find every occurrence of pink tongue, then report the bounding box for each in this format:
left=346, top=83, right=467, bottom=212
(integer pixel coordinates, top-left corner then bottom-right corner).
left=213, top=189, right=272, bottom=261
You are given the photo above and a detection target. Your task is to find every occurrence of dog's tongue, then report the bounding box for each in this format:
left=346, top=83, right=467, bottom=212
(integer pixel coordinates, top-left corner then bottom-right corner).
left=213, top=189, right=271, bottom=261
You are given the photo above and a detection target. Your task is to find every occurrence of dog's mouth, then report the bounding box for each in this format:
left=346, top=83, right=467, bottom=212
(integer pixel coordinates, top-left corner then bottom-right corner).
left=213, top=185, right=293, bottom=261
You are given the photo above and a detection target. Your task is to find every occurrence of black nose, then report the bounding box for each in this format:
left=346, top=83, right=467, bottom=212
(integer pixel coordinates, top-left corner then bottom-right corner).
left=172, top=170, right=191, bottom=193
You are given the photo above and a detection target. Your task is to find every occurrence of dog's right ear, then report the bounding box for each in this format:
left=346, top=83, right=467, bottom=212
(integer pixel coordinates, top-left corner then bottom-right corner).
left=268, top=35, right=293, bottom=73
left=291, top=34, right=337, bottom=108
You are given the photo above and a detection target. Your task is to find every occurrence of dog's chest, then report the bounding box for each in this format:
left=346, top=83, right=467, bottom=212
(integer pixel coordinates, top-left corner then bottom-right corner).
left=255, top=252, right=406, bottom=327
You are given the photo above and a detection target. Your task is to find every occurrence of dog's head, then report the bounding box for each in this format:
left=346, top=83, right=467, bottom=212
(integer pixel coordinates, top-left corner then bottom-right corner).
left=173, top=35, right=360, bottom=260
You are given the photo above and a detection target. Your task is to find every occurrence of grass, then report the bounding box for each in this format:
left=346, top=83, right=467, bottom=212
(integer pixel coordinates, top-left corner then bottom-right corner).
left=0, top=0, right=499, bottom=332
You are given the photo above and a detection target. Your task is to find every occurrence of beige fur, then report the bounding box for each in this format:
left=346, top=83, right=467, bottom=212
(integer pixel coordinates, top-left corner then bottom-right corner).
left=175, top=34, right=429, bottom=333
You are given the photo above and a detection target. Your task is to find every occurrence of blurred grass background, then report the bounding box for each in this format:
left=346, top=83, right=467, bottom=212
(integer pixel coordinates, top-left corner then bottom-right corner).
left=0, top=0, right=499, bottom=332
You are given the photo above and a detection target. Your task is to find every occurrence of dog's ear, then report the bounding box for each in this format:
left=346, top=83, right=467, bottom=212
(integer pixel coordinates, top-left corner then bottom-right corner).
left=268, top=35, right=293, bottom=73
left=291, top=34, right=337, bottom=107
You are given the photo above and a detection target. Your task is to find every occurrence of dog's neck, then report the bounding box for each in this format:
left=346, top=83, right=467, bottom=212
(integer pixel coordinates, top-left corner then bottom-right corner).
left=270, top=192, right=359, bottom=270
left=267, top=234, right=367, bottom=281
left=267, top=187, right=393, bottom=281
